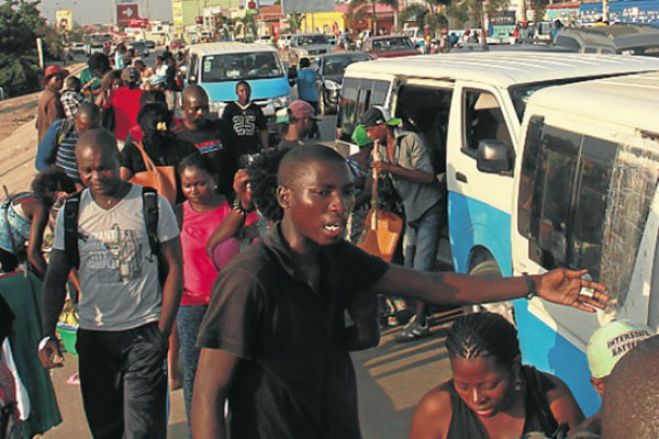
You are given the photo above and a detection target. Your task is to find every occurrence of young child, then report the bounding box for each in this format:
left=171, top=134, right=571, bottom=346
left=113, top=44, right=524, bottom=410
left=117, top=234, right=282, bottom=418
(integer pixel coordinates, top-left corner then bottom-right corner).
left=175, top=152, right=243, bottom=428
left=60, top=76, right=83, bottom=121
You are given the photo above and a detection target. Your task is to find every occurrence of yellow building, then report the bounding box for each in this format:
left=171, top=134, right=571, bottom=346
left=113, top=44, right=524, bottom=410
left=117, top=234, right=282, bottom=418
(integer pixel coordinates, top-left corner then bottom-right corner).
left=300, top=11, right=346, bottom=34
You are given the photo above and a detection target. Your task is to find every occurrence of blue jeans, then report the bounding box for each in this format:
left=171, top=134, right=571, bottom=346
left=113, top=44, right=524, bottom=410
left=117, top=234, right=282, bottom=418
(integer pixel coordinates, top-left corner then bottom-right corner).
left=176, top=304, right=208, bottom=428
left=403, top=203, right=442, bottom=272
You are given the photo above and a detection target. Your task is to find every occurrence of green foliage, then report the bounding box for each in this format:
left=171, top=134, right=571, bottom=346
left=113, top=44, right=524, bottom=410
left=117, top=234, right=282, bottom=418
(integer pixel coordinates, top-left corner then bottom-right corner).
left=446, top=0, right=509, bottom=28
left=530, top=0, right=548, bottom=22
left=0, top=0, right=44, bottom=96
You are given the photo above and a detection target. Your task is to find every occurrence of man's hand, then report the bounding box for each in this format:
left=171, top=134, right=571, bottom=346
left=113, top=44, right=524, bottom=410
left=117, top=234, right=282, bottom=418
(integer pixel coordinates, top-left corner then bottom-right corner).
left=38, top=338, right=64, bottom=369
left=233, top=169, right=253, bottom=211
left=372, top=160, right=394, bottom=174
left=536, top=269, right=609, bottom=313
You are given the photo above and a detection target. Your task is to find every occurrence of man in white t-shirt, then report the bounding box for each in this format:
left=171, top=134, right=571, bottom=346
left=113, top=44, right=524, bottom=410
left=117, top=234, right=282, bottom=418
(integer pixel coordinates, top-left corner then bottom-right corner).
left=38, top=128, right=183, bottom=438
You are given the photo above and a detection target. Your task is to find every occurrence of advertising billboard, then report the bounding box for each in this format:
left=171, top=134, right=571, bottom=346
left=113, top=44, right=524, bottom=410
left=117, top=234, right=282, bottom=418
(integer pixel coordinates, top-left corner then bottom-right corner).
left=282, top=0, right=335, bottom=14
left=55, top=9, right=73, bottom=32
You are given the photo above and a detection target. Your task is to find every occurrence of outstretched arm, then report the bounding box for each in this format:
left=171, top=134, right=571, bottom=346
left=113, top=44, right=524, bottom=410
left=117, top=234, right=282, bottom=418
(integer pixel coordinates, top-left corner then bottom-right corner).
left=158, top=237, right=183, bottom=338
left=369, top=266, right=608, bottom=313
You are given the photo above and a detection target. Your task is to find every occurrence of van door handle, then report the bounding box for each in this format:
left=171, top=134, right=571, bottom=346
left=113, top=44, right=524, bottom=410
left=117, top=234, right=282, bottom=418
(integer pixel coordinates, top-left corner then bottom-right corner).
left=456, top=172, right=468, bottom=183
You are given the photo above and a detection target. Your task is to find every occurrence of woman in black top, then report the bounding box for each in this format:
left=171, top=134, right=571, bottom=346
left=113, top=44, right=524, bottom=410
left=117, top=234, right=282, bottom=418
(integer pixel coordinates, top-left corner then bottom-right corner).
left=410, top=312, right=584, bottom=439
left=120, top=103, right=196, bottom=203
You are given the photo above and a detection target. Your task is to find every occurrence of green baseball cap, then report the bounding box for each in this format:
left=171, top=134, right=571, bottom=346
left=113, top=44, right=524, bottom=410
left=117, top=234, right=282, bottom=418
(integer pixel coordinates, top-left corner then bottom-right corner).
left=351, top=124, right=373, bottom=148
left=586, top=319, right=653, bottom=378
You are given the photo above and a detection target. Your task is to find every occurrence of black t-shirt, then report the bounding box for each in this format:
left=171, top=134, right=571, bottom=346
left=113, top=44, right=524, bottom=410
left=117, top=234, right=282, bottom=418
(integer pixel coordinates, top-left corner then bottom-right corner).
left=221, top=101, right=268, bottom=161
left=120, top=136, right=196, bottom=203
left=173, top=119, right=240, bottom=196
left=197, top=224, right=389, bottom=439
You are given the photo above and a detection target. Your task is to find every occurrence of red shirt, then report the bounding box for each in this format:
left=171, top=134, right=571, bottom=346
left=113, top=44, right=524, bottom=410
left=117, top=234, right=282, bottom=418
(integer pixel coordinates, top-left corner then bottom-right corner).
left=112, top=87, right=144, bottom=141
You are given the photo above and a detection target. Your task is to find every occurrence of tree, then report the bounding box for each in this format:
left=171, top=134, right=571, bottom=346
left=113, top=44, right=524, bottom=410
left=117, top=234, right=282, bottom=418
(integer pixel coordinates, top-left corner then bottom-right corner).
left=445, top=0, right=509, bottom=29
left=0, top=0, right=42, bottom=96
left=400, top=0, right=449, bottom=35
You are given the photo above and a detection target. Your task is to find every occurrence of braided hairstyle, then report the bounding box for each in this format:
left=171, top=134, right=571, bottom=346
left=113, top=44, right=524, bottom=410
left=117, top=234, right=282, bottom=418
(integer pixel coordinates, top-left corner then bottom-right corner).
left=446, top=312, right=520, bottom=367
left=246, top=146, right=291, bottom=222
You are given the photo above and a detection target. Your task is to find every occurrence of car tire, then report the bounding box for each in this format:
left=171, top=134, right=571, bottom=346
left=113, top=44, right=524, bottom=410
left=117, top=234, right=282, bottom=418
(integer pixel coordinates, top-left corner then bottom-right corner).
left=469, top=259, right=516, bottom=325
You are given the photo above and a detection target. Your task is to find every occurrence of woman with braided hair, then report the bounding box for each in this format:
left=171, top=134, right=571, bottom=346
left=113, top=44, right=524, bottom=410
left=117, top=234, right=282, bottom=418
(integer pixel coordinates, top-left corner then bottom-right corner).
left=410, top=312, right=584, bottom=438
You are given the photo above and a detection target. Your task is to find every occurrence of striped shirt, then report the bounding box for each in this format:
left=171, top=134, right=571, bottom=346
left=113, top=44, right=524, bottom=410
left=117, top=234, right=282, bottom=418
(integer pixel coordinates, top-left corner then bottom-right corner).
left=53, top=120, right=81, bottom=183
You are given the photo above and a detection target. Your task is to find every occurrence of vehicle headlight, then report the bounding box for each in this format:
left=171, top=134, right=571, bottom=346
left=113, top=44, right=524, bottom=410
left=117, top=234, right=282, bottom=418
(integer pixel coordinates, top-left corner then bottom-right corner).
left=273, top=95, right=289, bottom=109
left=209, top=101, right=226, bottom=116
left=324, top=80, right=341, bottom=91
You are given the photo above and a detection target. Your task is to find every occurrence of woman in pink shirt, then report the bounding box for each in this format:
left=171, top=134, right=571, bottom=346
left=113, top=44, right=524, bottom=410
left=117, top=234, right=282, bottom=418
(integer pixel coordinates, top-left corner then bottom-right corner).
left=175, top=153, right=242, bottom=427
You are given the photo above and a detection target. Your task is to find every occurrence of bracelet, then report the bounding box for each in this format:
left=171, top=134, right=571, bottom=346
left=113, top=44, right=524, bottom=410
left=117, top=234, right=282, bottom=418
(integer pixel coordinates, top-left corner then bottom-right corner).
left=232, top=197, right=248, bottom=216
left=522, top=272, right=537, bottom=300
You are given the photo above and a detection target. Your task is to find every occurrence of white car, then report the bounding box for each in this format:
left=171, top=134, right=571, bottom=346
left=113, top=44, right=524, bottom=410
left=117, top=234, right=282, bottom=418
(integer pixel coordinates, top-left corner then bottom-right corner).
left=256, top=35, right=274, bottom=45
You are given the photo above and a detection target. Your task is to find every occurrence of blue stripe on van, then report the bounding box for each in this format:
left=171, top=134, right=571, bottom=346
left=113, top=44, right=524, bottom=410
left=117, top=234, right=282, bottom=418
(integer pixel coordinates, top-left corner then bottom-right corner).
left=448, top=192, right=512, bottom=276
left=200, top=77, right=290, bottom=103
left=514, top=300, right=601, bottom=416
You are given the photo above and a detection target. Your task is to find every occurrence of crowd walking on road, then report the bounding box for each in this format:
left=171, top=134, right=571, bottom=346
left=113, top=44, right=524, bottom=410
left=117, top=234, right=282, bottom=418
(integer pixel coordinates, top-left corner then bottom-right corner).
left=1, top=41, right=658, bottom=439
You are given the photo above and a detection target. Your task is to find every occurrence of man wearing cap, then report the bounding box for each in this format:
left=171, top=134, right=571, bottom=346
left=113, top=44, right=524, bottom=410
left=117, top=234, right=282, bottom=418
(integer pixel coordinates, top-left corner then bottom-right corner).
left=277, top=100, right=319, bottom=149
left=37, top=65, right=69, bottom=144
left=569, top=319, right=653, bottom=438
left=361, top=106, right=443, bottom=342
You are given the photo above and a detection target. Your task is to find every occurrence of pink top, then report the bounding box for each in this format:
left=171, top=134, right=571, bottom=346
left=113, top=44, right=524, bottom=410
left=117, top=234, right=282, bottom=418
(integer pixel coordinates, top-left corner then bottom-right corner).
left=180, top=201, right=237, bottom=306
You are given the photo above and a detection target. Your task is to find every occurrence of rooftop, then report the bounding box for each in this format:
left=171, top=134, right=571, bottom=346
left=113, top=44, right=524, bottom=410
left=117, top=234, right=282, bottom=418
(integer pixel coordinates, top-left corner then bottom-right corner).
left=346, top=52, right=659, bottom=87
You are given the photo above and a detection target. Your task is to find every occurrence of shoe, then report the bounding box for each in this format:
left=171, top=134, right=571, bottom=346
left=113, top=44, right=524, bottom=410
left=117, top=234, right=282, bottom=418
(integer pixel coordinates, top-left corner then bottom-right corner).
left=395, top=318, right=430, bottom=342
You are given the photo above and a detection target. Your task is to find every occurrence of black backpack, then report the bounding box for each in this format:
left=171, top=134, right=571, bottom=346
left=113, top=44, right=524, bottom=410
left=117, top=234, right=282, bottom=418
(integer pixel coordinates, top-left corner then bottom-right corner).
left=63, top=187, right=162, bottom=277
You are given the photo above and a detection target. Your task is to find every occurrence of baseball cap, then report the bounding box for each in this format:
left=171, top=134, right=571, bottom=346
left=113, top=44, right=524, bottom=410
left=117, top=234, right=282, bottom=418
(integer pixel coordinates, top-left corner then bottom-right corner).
left=587, top=319, right=653, bottom=379
left=121, top=66, right=140, bottom=84
left=42, top=64, right=69, bottom=85
left=351, top=124, right=372, bottom=148
left=359, top=106, right=401, bottom=128
left=288, top=100, right=319, bottom=121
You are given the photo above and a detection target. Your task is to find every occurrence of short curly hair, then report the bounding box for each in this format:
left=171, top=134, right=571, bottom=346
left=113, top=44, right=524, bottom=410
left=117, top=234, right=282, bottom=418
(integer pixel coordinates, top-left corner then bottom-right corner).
left=246, top=147, right=291, bottom=222
left=30, top=166, right=76, bottom=202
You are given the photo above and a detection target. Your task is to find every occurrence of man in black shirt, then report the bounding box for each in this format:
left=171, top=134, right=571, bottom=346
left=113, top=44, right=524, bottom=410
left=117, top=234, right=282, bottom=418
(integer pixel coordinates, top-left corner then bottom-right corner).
left=221, top=80, right=269, bottom=166
left=173, top=85, right=240, bottom=196
left=191, top=145, right=609, bottom=438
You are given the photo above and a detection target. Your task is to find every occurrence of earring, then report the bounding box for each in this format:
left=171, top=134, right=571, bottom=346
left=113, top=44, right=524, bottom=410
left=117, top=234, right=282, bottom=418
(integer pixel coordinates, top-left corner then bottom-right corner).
left=514, top=376, right=522, bottom=392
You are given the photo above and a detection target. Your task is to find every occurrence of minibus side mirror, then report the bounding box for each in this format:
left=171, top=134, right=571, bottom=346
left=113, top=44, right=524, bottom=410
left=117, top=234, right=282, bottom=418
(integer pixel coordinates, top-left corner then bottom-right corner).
left=288, top=66, right=298, bottom=86
left=476, top=140, right=514, bottom=175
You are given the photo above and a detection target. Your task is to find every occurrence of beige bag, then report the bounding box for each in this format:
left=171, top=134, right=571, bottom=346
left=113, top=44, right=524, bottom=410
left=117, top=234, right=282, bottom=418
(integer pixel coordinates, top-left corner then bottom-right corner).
left=129, top=142, right=177, bottom=204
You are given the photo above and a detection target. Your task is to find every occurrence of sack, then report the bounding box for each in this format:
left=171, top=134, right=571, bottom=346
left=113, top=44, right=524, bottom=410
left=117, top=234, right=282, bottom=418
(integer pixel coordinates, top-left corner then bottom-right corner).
left=129, top=142, right=177, bottom=204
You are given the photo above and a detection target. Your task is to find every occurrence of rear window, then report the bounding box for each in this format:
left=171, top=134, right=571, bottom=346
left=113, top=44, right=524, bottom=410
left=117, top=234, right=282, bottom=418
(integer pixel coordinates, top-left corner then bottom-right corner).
left=201, top=52, right=283, bottom=82
left=372, top=38, right=414, bottom=51
left=296, top=35, right=329, bottom=45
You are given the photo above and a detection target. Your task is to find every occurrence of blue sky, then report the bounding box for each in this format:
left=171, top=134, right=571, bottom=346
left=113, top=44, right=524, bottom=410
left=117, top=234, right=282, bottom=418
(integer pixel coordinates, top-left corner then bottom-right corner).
left=38, top=0, right=278, bottom=25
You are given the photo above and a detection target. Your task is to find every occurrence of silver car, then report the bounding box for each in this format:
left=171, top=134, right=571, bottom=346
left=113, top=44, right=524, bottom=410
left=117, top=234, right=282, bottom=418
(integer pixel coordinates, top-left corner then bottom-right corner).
left=288, top=33, right=334, bottom=66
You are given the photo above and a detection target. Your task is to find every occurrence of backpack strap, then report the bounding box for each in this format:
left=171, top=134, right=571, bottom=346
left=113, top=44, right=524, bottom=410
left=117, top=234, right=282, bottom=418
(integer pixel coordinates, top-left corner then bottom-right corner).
left=141, top=187, right=160, bottom=259
left=63, top=192, right=82, bottom=269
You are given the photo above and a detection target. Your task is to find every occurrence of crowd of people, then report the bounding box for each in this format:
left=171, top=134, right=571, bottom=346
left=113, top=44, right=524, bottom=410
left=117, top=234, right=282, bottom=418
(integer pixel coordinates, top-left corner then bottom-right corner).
left=0, top=43, right=655, bottom=439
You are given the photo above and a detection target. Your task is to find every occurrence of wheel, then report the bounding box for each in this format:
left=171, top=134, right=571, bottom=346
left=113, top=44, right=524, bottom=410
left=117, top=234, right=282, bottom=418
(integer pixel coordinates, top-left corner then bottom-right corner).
left=469, top=259, right=516, bottom=325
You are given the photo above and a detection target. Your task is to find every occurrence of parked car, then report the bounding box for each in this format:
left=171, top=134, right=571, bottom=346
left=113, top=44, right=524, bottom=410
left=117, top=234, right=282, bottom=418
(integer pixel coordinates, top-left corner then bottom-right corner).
left=256, top=35, right=274, bottom=45
left=145, top=40, right=156, bottom=49
left=70, top=42, right=87, bottom=54
left=316, top=51, right=372, bottom=115
left=288, top=33, right=334, bottom=66
left=129, top=41, right=150, bottom=57
left=555, top=24, right=659, bottom=56
left=170, top=39, right=186, bottom=51
left=363, top=35, right=418, bottom=59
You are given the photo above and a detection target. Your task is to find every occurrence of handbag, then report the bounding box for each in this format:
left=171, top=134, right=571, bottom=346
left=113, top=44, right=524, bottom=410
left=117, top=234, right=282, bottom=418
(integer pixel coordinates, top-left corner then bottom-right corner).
left=128, top=142, right=177, bottom=204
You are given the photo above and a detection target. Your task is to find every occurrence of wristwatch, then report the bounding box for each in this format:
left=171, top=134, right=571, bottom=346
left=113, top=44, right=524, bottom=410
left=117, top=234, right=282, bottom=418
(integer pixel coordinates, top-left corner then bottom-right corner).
left=522, top=272, right=537, bottom=300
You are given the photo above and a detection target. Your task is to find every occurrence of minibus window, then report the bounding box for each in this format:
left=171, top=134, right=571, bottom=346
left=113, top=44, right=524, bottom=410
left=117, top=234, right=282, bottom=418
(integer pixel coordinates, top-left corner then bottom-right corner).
left=463, top=90, right=513, bottom=156
left=567, top=137, right=617, bottom=279
left=517, top=116, right=544, bottom=239
left=337, top=78, right=359, bottom=140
